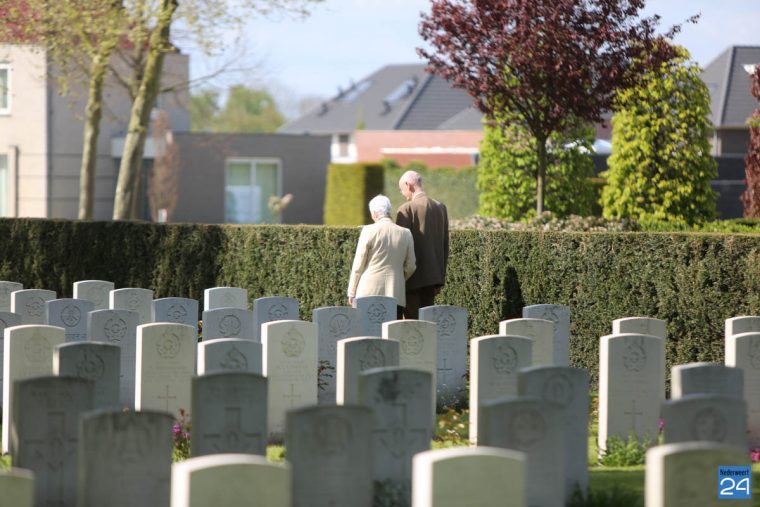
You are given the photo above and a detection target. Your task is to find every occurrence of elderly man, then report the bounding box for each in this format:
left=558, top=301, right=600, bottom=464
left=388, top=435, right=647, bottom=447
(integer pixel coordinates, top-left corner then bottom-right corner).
left=396, top=170, right=449, bottom=319
left=347, top=195, right=416, bottom=316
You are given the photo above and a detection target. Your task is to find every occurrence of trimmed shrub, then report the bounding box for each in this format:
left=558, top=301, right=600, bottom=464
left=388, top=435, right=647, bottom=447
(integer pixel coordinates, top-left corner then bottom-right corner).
left=323, top=163, right=384, bottom=225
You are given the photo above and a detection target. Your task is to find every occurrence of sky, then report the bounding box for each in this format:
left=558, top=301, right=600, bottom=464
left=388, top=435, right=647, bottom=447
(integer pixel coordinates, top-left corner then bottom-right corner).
left=188, top=0, right=760, bottom=116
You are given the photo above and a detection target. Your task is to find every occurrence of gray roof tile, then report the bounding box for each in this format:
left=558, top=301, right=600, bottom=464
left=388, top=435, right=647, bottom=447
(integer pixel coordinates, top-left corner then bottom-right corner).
left=703, top=46, right=760, bottom=127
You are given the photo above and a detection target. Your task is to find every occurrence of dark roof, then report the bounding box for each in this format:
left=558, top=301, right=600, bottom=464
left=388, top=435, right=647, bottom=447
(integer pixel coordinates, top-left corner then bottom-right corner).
left=702, top=46, right=760, bottom=127
left=436, top=107, right=484, bottom=130
left=279, top=64, right=478, bottom=134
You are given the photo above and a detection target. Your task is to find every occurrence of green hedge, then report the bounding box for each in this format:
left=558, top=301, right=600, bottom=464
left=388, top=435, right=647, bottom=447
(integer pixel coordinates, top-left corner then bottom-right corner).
left=323, top=163, right=384, bottom=225
left=2, top=218, right=760, bottom=387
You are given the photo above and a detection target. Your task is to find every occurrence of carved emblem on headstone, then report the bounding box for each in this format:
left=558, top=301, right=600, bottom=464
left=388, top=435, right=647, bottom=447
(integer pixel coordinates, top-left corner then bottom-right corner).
left=117, top=419, right=151, bottom=464
left=622, top=336, right=647, bottom=372
left=367, top=303, right=387, bottom=324
left=750, top=338, right=760, bottom=369
left=267, top=303, right=289, bottom=321
left=127, top=294, right=141, bottom=311
left=156, top=330, right=181, bottom=359
left=509, top=408, right=546, bottom=448
left=401, top=328, right=424, bottom=356
left=76, top=349, right=105, bottom=380
left=492, top=344, right=518, bottom=374
left=166, top=304, right=187, bottom=323
left=360, top=342, right=386, bottom=370
left=90, top=286, right=107, bottom=307
left=308, top=415, right=352, bottom=456
left=24, top=331, right=50, bottom=363
left=222, top=292, right=237, bottom=307
left=434, top=309, right=456, bottom=337
left=691, top=407, right=727, bottom=441
left=219, top=315, right=242, bottom=337
left=220, top=346, right=248, bottom=371
left=26, top=296, right=45, bottom=317
left=104, top=317, right=127, bottom=342
left=281, top=327, right=305, bottom=358
left=61, top=305, right=81, bottom=327
left=542, top=373, right=574, bottom=407
left=328, top=313, right=352, bottom=339
left=541, top=307, right=560, bottom=323
left=377, top=375, right=401, bottom=402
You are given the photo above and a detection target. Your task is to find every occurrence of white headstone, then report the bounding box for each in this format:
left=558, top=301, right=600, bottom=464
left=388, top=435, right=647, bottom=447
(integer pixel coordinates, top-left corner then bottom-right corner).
left=152, top=297, right=199, bottom=328
left=412, top=447, right=526, bottom=507
left=171, top=454, right=291, bottom=507
left=612, top=316, right=667, bottom=338
left=0, top=281, right=23, bottom=312
left=262, top=320, right=317, bottom=441
left=135, top=323, right=196, bottom=417
left=499, top=318, right=554, bottom=366
left=202, top=308, right=254, bottom=341
left=354, top=296, right=396, bottom=337
left=2, top=324, right=63, bottom=453
left=312, top=306, right=360, bottom=404
left=419, top=305, right=468, bottom=409
left=598, top=333, right=665, bottom=454
left=521, top=304, right=569, bottom=366
left=110, top=288, right=154, bottom=325
left=197, top=338, right=262, bottom=375
left=87, top=309, right=139, bottom=408
left=11, top=289, right=56, bottom=325
left=0, top=311, right=21, bottom=409
left=253, top=296, right=300, bottom=342
left=661, top=394, right=747, bottom=447
left=73, top=280, right=114, bottom=311
left=337, top=337, right=400, bottom=405
left=203, top=286, right=248, bottom=311
left=726, top=331, right=760, bottom=447
left=726, top=316, right=760, bottom=337
left=0, top=468, right=34, bottom=507
left=54, top=342, right=121, bottom=409
left=469, top=335, right=532, bottom=444
left=46, top=298, right=94, bottom=342
left=645, top=442, right=749, bottom=507
left=671, top=362, right=743, bottom=399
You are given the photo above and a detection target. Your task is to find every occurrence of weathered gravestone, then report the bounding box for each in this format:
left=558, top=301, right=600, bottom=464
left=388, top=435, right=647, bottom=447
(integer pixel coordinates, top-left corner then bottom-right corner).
left=383, top=320, right=437, bottom=421
left=312, top=306, right=360, bottom=404
left=12, top=289, right=56, bottom=325
left=191, top=372, right=267, bottom=457
left=54, top=342, right=120, bottom=409
left=87, top=309, right=139, bottom=408
left=152, top=297, right=199, bottom=328
left=12, top=376, right=94, bottom=507
left=671, top=362, right=743, bottom=399
left=518, top=366, right=589, bottom=502
left=645, top=442, right=750, bottom=507
left=3, top=324, right=63, bottom=453
left=253, top=297, right=300, bottom=342
left=46, top=298, right=94, bottom=342
left=412, top=447, right=526, bottom=507
left=0, top=311, right=21, bottom=409
left=337, top=337, right=399, bottom=405
left=203, top=286, right=248, bottom=311
left=499, top=318, right=554, bottom=369
left=469, top=335, right=532, bottom=444
left=0, top=468, right=35, bottom=507
left=135, top=323, right=195, bottom=417
left=73, top=280, right=114, bottom=311
left=110, top=288, right=153, bottom=325
left=0, top=281, right=23, bottom=312
left=286, top=405, right=373, bottom=507
left=612, top=316, right=667, bottom=338
left=354, top=296, right=396, bottom=337
left=419, top=305, right=467, bottom=408
left=726, top=331, right=760, bottom=447
left=358, top=367, right=433, bottom=507
left=171, top=454, right=291, bottom=507
left=78, top=410, right=174, bottom=507
left=521, top=304, right=569, bottom=366
left=262, top=320, right=317, bottom=441
left=479, top=397, right=564, bottom=507
left=197, top=338, right=262, bottom=375
left=726, top=316, right=760, bottom=337
left=661, top=394, right=747, bottom=447
left=202, top=308, right=254, bottom=341
left=598, top=333, right=664, bottom=454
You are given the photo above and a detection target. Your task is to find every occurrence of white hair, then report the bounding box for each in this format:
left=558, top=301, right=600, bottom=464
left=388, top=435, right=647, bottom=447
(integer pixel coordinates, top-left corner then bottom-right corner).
left=368, top=194, right=392, bottom=218
left=400, top=170, right=422, bottom=188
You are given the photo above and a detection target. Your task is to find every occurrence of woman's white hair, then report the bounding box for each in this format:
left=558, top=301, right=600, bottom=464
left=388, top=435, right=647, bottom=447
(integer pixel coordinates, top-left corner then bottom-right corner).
left=368, top=194, right=392, bottom=218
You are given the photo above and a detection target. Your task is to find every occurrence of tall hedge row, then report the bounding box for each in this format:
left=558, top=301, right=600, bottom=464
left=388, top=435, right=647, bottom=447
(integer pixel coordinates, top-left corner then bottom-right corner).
left=322, top=163, right=384, bottom=225
left=2, top=218, right=760, bottom=387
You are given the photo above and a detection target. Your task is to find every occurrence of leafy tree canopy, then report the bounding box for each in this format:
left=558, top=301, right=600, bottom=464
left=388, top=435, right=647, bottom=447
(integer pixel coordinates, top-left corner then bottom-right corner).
left=190, top=85, right=285, bottom=133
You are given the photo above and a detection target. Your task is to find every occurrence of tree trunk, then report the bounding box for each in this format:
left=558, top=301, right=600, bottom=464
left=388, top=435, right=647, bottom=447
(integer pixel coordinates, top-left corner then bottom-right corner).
left=535, top=135, right=548, bottom=215
left=77, top=51, right=111, bottom=220
left=112, top=0, right=178, bottom=220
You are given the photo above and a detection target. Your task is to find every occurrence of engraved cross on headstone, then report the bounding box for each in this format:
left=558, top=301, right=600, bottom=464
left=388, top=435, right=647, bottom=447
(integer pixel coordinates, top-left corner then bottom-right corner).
left=624, top=400, right=644, bottom=433
left=437, top=357, right=454, bottom=385
left=284, top=384, right=302, bottom=408
left=203, top=407, right=262, bottom=453
left=158, top=385, right=177, bottom=411
left=26, top=411, right=76, bottom=506
left=374, top=401, right=428, bottom=477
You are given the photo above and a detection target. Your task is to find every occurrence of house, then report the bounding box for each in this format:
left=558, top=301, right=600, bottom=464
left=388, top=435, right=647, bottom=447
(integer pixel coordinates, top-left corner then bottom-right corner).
left=279, top=64, right=483, bottom=168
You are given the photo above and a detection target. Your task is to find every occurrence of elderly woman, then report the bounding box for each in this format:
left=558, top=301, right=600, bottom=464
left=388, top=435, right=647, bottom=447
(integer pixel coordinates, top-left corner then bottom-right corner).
left=347, top=195, right=416, bottom=316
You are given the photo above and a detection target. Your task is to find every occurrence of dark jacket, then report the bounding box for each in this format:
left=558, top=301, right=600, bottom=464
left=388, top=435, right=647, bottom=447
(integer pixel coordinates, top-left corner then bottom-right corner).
left=396, top=192, right=449, bottom=291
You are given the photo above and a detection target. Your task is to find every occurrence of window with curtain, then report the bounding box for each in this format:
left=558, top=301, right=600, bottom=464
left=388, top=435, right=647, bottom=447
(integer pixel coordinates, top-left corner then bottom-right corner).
left=0, top=65, right=10, bottom=114
left=225, top=159, right=280, bottom=224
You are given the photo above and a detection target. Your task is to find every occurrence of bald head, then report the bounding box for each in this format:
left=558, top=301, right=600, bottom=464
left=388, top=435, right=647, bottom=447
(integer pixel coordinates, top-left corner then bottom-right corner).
left=398, top=170, right=423, bottom=201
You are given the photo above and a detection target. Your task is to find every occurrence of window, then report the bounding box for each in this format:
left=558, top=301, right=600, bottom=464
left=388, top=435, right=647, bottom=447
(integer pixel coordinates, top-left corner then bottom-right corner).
left=0, top=64, right=10, bottom=115
left=338, top=134, right=350, bottom=158
left=0, top=154, right=7, bottom=216
left=225, top=159, right=281, bottom=224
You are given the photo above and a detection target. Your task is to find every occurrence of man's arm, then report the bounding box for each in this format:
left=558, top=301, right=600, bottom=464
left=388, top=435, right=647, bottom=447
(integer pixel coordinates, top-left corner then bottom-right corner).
left=396, top=203, right=412, bottom=229
left=403, top=230, right=416, bottom=280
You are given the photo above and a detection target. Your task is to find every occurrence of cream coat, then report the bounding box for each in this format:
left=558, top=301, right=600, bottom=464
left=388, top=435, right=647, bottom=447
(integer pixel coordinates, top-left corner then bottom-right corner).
left=347, top=217, right=416, bottom=307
